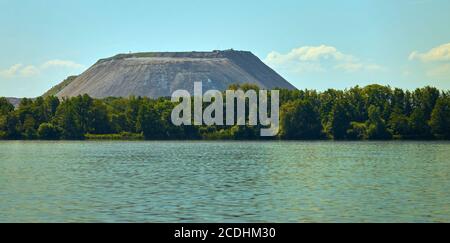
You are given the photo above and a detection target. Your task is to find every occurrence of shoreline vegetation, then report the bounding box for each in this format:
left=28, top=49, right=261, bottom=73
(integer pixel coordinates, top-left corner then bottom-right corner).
left=1, top=84, right=450, bottom=141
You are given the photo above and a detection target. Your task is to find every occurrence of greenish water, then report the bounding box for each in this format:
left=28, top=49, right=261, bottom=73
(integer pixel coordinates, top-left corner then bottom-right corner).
left=0, top=141, right=449, bottom=223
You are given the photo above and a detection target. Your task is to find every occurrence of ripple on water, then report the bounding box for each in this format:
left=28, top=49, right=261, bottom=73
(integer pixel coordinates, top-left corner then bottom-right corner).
left=0, top=141, right=449, bottom=222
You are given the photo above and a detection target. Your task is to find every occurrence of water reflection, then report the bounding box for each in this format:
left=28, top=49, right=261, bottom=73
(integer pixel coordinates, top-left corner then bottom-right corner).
left=0, top=141, right=449, bottom=222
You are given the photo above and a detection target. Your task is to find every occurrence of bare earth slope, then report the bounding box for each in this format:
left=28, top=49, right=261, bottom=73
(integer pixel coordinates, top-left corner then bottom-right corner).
left=5, top=97, right=21, bottom=108
left=56, top=50, right=296, bottom=98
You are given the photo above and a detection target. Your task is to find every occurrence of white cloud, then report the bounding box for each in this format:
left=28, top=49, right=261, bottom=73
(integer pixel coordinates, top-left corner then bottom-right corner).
left=427, top=63, right=450, bottom=77
left=266, top=45, right=356, bottom=64
left=290, top=63, right=326, bottom=73
left=335, top=63, right=384, bottom=72
left=0, top=59, right=84, bottom=79
left=409, top=43, right=450, bottom=62
left=0, top=64, right=23, bottom=78
left=265, top=45, right=383, bottom=74
left=334, top=62, right=363, bottom=72
left=365, top=64, right=385, bottom=71
left=409, top=43, right=450, bottom=78
left=41, top=59, right=84, bottom=69
left=20, top=65, right=40, bottom=77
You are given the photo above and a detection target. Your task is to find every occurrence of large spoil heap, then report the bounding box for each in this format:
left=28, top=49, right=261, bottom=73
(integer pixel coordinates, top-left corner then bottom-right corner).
left=55, top=50, right=296, bottom=98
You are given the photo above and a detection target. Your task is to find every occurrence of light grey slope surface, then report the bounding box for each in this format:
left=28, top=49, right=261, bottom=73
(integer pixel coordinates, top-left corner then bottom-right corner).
left=56, top=50, right=296, bottom=98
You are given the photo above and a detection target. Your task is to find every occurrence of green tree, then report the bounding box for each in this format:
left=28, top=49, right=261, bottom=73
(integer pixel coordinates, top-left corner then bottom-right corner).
left=137, top=101, right=165, bottom=139
left=363, top=85, right=392, bottom=121
left=347, top=122, right=367, bottom=140
left=391, top=88, right=406, bottom=114
left=408, top=108, right=431, bottom=139
left=55, top=100, right=84, bottom=140
left=1, top=85, right=450, bottom=141
left=366, top=105, right=392, bottom=139
left=327, top=100, right=352, bottom=139
left=22, top=114, right=37, bottom=139
left=126, top=96, right=142, bottom=133
left=5, top=113, right=21, bottom=139
left=16, top=98, right=34, bottom=125
left=411, top=86, right=440, bottom=121
left=89, top=100, right=111, bottom=134
left=229, top=125, right=258, bottom=140
left=280, top=100, right=322, bottom=139
left=71, top=94, right=94, bottom=133
left=388, top=112, right=410, bottom=138
left=0, top=115, right=7, bottom=139
left=110, top=113, right=128, bottom=133
left=346, top=86, right=367, bottom=122
left=429, top=97, right=450, bottom=139
left=43, top=96, right=60, bottom=120
left=37, top=123, right=61, bottom=140
left=0, top=97, right=14, bottom=116
left=319, top=89, right=343, bottom=129
left=0, top=98, right=13, bottom=139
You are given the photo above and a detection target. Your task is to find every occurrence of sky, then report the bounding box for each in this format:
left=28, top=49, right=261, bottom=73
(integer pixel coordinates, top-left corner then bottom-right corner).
left=0, top=0, right=450, bottom=97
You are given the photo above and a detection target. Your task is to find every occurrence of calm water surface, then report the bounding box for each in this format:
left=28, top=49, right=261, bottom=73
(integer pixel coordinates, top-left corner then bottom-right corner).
left=0, top=141, right=449, bottom=222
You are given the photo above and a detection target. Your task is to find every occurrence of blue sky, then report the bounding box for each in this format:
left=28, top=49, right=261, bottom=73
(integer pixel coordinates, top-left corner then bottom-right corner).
left=1, top=0, right=450, bottom=97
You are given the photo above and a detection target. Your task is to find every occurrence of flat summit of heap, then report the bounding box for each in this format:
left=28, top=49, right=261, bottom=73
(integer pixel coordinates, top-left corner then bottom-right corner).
left=55, top=50, right=296, bottom=98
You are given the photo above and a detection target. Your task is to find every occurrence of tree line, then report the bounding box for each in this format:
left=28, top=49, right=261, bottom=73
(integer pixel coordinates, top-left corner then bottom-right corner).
left=0, top=84, right=449, bottom=140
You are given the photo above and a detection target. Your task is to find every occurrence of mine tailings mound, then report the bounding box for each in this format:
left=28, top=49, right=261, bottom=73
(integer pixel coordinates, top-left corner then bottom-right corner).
left=52, top=50, right=296, bottom=99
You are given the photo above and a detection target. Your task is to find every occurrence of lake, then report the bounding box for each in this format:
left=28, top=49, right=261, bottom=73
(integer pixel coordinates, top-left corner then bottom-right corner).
left=0, top=141, right=449, bottom=222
